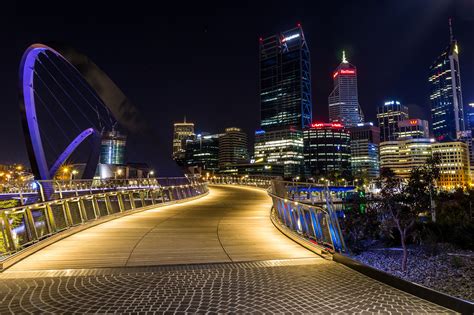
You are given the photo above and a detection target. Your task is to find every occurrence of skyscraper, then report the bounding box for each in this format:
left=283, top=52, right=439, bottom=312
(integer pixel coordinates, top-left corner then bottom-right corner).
left=377, top=100, right=409, bottom=142
left=466, top=103, right=474, bottom=131
left=303, top=123, right=351, bottom=179
left=429, top=20, right=465, bottom=141
left=349, top=123, right=380, bottom=179
left=254, top=129, right=304, bottom=178
left=172, top=118, right=195, bottom=157
left=100, top=129, right=126, bottom=165
left=255, top=24, right=312, bottom=178
left=396, top=119, right=430, bottom=139
left=259, top=25, right=312, bottom=130
left=218, top=127, right=249, bottom=170
left=328, top=51, right=364, bottom=127
left=184, top=133, right=220, bottom=174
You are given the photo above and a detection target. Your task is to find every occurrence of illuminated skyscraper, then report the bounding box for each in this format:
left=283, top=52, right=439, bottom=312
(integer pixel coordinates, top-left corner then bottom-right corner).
left=172, top=118, right=195, bottom=157
left=377, top=100, right=409, bottom=142
left=348, top=123, right=380, bottom=179
left=254, top=129, right=304, bottom=178
left=429, top=20, right=465, bottom=141
left=259, top=24, right=312, bottom=130
left=100, top=129, right=126, bottom=165
left=303, top=123, right=351, bottom=178
left=466, top=103, right=474, bottom=131
left=218, top=127, right=249, bottom=170
left=328, top=51, right=364, bottom=127
left=396, top=119, right=430, bottom=139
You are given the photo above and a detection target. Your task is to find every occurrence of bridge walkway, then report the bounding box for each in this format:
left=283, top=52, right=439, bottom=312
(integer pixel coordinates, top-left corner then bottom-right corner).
left=0, top=186, right=452, bottom=313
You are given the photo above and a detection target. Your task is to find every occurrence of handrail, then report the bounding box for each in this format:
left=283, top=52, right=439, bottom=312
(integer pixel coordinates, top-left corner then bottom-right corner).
left=0, top=178, right=208, bottom=259
left=0, top=177, right=202, bottom=206
left=268, top=180, right=347, bottom=253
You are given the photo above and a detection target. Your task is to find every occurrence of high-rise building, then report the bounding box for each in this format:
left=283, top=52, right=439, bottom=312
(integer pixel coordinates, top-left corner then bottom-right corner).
left=466, top=103, right=474, bottom=131
left=432, top=141, right=470, bottom=189
left=172, top=118, right=195, bottom=157
left=379, top=138, right=434, bottom=180
left=377, top=100, right=409, bottom=142
left=254, top=128, right=304, bottom=178
left=218, top=127, right=249, bottom=170
left=457, top=130, right=474, bottom=181
left=328, top=51, right=364, bottom=127
left=184, top=133, right=220, bottom=174
left=259, top=25, right=312, bottom=131
left=100, top=129, right=126, bottom=165
left=396, top=119, right=430, bottom=139
left=429, top=20, right=465, bottom=141
left=348, top=122, right=380, bottom=179
left=303, top=123, right=351, bottom=178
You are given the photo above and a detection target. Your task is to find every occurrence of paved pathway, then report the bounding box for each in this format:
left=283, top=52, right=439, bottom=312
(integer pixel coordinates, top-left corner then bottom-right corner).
left=0, top=186, right=453, bottom=313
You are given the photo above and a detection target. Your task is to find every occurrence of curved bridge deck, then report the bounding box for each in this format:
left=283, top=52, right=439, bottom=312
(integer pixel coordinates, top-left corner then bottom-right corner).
left=0, top=186, right=452, bottom=313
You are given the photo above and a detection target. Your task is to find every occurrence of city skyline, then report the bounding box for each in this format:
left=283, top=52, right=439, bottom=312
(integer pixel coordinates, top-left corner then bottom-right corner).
left=4, top=1, right=474, bottom=175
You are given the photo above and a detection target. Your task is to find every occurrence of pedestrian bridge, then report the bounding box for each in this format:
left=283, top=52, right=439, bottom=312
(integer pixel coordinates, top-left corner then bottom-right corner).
left=0, top=184, right=453, bottom=313
left=5, top=185, right=314, bottom=270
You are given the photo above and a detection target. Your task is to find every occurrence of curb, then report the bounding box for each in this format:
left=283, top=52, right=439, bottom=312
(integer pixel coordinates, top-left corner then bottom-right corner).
left=270, top=206, right=474, bottom=314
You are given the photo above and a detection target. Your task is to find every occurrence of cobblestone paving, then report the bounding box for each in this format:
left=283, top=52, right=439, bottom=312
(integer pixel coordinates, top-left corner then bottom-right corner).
left=0, top=258, right=453, bottom=314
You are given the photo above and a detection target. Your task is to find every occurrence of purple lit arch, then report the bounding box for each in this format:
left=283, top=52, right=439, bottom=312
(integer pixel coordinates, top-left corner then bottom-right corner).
left=19, top=44, right=101, bottom=180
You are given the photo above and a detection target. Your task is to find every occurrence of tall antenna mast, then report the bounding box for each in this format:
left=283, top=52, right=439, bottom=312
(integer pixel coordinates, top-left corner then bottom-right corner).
left=449, top=18, right=454, bottom=41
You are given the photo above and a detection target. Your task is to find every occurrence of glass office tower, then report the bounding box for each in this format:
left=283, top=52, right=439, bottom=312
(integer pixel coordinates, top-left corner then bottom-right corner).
left=328, top=51, right=364, bottom=127
left=259, top=25, right=312, bottom=130
left=429, top=20, right=465, bottom=141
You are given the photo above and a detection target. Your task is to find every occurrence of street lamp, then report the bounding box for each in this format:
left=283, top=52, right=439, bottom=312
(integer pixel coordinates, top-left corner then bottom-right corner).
left=71, top=169, right=78, bottom=180
left=148, top=170, right=155, bottom=178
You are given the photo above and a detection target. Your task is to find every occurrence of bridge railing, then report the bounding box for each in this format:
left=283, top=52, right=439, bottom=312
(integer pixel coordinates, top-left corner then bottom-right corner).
left=0, top=177, right=197, bottom=205
left=0, top=177, right=208, bottom=259
left=268, top=180, right=347, bottom=253
left=206, top=176, right=347, bottom=253
left=207, top=175, right=275, bottom=189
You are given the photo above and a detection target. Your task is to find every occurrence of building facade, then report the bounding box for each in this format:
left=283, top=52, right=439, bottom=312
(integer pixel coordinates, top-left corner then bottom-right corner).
left=259, top=25, right=312, bottom=131
left=303, top=123, right=351, bottom=178
left=466, top=103, right=474, bottom=131
left=218, top=127, right=249, bottom=170
left=348, top=123, right=380, bottom=179
left=100, top=129, right=126, bottom=165
left=432, top=141, right=470, bottom=189
left=396, top=119, right=430, bottom=139
left=172, top=119, right=195, bottom=157
left=184, top=133, right=220, bottom=174
left=328, top=51, right=364, bottom=127
left=377, top=100, right=409, bottom=142
left=429, top=22, right=465, bottom=141
left=380, top=138, right=433, bottom=179
left=254, top=129, right=304, bottom=178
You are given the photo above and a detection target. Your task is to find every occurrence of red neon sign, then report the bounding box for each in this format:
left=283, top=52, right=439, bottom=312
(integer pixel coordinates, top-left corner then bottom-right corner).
left=311, top=122, right=344, bottom=129
left=340, top=69, right=355, bottom=75
left=333, top=69, right=355, bottom=79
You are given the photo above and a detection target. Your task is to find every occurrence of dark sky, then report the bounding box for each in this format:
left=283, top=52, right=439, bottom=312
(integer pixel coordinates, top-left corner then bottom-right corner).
left=3, top=0, right=474, bottom=176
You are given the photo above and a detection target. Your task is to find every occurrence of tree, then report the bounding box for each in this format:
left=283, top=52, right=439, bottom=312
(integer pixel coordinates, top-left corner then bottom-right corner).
left=377, top=158, right=440, bottom=271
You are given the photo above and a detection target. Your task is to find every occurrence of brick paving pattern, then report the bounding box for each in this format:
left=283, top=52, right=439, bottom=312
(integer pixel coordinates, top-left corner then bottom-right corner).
left=0, top=258, right=453, bottom=314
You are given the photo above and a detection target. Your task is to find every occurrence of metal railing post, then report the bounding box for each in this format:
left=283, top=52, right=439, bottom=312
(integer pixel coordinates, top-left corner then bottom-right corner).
left=1, top=211, right=16, bottom=252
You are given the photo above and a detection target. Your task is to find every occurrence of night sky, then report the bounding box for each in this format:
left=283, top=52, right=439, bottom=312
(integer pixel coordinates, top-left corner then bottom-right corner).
left=4, top=1, right=474, bottom=176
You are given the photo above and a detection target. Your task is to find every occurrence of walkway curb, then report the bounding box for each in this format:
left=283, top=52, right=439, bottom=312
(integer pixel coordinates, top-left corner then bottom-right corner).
left=269, top=206, right=473, bottom=314
left=0, top=191, right=209, bottom=272
left=332, top=253, right=474, bottom=314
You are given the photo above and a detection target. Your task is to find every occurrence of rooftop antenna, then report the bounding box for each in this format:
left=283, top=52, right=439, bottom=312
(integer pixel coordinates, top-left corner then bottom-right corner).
left=449, top=18, right=454, bottom=41
left=342, top=50, right=348, bottom=63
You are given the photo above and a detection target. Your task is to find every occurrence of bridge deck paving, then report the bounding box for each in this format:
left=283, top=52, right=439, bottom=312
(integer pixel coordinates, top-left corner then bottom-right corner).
left=0, top=186, right=454, bottom=313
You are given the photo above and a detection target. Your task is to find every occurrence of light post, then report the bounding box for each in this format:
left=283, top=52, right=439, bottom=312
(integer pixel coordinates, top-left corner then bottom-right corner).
left=71, top=169, right=78, bottom=180
left=148, top=170, right=155, bottom=178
